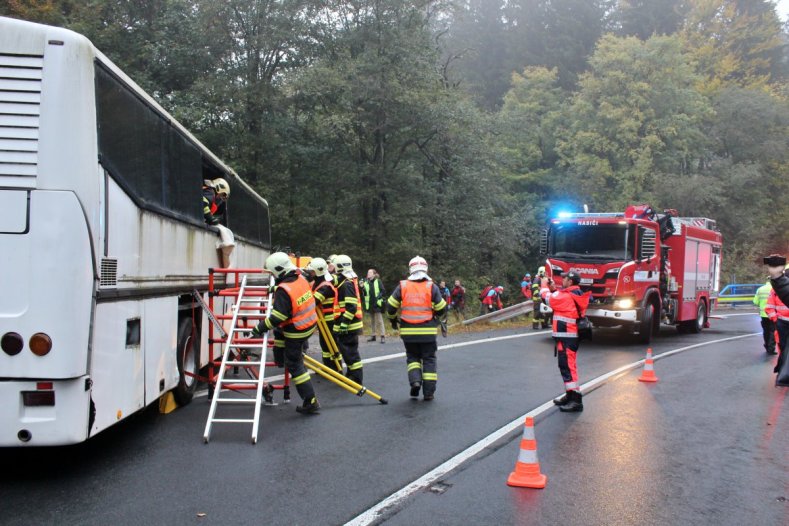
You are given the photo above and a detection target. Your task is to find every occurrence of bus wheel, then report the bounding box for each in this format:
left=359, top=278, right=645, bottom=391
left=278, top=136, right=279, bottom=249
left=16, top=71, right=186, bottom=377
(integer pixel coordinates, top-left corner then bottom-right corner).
left=688, top=301, right=706, bottom=334
left=173, top=317, right=199, bottom=406
left=638, top=303, right=655, bottom=344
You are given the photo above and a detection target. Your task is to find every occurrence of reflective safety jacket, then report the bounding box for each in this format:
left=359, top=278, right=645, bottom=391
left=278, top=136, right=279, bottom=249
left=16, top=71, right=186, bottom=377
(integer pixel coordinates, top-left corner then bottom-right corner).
left=362, top=277, right=385, bottom=312
left=766, top=288, right=789, bottom=323
left=540, top=285, right=590, bottom=338
left=312, top=278, right=337, bottom=323
left=753, top=282, right=772, bottom=318
left=258, top=273, right=317, bottom=339
left=333, top=277, right=364, bottom=334
left=386, top=279, right=447, bottom=342
left=202, top=186, right=226, bottom=226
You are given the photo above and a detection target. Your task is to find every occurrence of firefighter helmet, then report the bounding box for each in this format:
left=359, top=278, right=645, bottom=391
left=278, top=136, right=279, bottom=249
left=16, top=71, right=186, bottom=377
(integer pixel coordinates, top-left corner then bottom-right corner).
left=334, top=254, right=354, bottom=274
left=305, top=257, right=328, bottom=275
left=211, top=178, right=231, bottom=198
left=265, top=252, right=296, bottom=278
left=537, top=266, right=546, bottom=276
left=409, top=256, right=428, bottom=274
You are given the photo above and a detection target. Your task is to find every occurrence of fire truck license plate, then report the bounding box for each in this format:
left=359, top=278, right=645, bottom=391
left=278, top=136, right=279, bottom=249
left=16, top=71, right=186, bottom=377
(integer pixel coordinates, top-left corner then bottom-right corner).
left=581, top=278, right=593, bottom=285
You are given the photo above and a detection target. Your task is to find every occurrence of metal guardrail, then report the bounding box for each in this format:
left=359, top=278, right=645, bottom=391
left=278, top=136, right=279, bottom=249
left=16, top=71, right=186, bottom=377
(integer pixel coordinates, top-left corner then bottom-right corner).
left=457, top=300, right=535, bottom=326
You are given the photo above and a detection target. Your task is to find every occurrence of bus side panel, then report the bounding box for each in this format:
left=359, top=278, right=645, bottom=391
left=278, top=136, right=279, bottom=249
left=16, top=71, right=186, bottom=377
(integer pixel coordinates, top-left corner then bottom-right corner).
left=143, top=297, right=179, bottom=403
left=90, top=301, right=145, bottom=436
left=0, top=191, right=93, bottom=379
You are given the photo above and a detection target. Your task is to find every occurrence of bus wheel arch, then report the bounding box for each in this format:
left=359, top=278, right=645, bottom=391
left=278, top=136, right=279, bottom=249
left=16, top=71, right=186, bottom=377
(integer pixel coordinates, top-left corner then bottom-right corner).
left=173, top=316, right=199, bottom=406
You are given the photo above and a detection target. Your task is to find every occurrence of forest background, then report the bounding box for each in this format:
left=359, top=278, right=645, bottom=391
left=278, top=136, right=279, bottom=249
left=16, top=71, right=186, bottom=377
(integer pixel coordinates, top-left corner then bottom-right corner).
left=2, top=0, right=788, bottom=299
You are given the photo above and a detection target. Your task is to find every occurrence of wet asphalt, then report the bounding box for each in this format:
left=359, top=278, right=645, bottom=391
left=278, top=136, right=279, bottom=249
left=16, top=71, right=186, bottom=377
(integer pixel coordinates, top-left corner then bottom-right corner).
left=1, top=309, right=785, bottom=526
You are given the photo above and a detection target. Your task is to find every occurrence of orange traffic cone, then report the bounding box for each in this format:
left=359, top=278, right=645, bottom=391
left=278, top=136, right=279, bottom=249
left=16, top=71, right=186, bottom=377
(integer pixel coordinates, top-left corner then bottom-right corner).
left=638, top=347, right=659, bottom=383
left=506, top=416, right=547, bottom=489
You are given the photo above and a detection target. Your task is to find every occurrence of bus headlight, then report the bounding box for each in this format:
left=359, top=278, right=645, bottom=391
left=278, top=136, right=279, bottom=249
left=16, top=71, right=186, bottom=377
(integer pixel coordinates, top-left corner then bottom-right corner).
left=29, top=333, right=52, bottom=356
left=615, top=298, right=634, bottom=309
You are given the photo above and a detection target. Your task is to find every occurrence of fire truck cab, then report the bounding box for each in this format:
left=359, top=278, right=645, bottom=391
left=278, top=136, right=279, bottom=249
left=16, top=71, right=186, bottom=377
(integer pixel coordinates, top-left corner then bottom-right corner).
left=539, top=205, right=722, bottom=343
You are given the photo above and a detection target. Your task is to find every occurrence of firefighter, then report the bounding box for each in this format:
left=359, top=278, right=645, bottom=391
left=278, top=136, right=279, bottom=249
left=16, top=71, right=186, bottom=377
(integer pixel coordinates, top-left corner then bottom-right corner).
left=766, top=269, right=789, bottom=374
left=251, top=252, right=320, bottom=414
left=332, top=254, right=365, bottom=383
left=386, top=256, right=447, bottom=401
left=540, top=270, right=590, bottom=412
left=304, top=257, right=339, bottom=368
left=753, top=280, right=776, bottom=355
left=202, top=178, right=230, bottom=226
left=531, top=266, right=546, bottom=329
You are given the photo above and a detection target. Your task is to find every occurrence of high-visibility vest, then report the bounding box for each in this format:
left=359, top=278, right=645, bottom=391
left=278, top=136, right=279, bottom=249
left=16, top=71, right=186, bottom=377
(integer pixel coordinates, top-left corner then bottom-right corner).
left=334, top=278, right=363, bottom=321
left=766, top=288, right=789, bottom=323
left=400, top=280, right=434, bottom=324
left=754, top=282, right=772, bottom=318
left=277, top=276, right=317, bottom=330
left=313, top=279, right=336, bottom=320
left=363, top=278, right=383, bottom=310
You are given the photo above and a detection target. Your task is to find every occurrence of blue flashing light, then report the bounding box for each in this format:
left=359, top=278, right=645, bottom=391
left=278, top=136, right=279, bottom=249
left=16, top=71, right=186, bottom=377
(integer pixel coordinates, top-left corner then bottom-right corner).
left=556, top=211, right=573, bottom=219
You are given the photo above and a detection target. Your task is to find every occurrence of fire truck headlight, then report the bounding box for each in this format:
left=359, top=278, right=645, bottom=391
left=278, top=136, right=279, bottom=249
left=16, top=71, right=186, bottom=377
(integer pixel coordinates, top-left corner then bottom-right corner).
left=29, top=333, right=52, bottom=356
left=615, top=298, right=634, bottom=309
left=2, top=332, right=24, bottom=356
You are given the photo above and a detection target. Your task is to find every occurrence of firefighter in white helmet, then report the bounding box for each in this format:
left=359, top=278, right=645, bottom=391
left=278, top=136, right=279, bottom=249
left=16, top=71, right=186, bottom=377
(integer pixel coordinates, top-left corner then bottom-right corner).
left=303, top=257, right=339, bottom=368
left=202, top=178, right=230, bottom=226
left=386, top=256, right=447, bottom=401
left=251, top=252, right=320, bottom=414
left=332, top=255, right=365, bottom=383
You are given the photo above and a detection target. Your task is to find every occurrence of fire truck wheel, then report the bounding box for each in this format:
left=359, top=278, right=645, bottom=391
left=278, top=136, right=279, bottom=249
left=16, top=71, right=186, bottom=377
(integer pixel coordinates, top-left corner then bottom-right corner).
left=638, top=303, right=655, bottom=344
left=173, top=317, right=199, bottom=406
left=688, top=301, right=706, bottom=334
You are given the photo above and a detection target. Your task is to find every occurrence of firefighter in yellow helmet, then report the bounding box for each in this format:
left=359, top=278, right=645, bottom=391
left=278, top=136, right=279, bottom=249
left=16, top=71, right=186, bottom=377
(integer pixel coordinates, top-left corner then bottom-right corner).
left=386, top=256, right=447, bottom=401
left=303, top=257, right=339, bottom=368
left=202, top=178, right=230, bottom=226
left=251, top=252, right=320, bottom=414
left=332, top=255, right=365, bottom=383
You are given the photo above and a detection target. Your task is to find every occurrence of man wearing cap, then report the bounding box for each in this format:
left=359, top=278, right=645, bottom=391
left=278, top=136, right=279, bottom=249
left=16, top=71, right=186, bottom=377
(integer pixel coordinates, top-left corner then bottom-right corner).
left=540, top=271, right=590, bottom=412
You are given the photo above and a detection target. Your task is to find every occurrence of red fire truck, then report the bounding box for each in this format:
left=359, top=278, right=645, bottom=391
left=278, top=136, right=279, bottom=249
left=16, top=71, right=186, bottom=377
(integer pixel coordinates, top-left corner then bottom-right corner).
left=539, top=204, right=722, bottom=343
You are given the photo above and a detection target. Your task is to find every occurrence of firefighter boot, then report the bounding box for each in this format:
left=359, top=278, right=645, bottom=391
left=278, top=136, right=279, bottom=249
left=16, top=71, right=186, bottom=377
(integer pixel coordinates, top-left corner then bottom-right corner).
left=553, top=393, right=570, bottom=406
left=380, top=336, right=385, bottom=344
left=559, top=391, right=583, bottom=412
left=410, top=382, right=421, bottom=399
left=367, top=336, right=376, bottom=342
left=295, top=396, right=321, bottom=415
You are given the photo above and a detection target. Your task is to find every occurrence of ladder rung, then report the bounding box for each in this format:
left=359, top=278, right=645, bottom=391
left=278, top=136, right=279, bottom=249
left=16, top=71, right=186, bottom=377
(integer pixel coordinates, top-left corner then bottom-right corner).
left=238, top=298, right=264, bottom=303
left=223, top=360, right=262, bottom=366
left=218, top=378, right=259, bottom=384
left=216, top=398, right=257, bottom=404
left=210, top=418, right=255, bottom=423
left=230, top=344, right=265, bottom=349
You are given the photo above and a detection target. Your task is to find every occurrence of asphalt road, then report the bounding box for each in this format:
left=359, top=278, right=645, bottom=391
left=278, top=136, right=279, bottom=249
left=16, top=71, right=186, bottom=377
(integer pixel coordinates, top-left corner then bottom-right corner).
left=2, top=310, right=786, bottom=525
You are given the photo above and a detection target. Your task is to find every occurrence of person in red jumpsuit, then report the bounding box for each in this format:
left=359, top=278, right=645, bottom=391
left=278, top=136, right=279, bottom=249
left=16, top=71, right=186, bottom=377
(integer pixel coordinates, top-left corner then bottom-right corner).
left=540, top=271, right=590, bottom=412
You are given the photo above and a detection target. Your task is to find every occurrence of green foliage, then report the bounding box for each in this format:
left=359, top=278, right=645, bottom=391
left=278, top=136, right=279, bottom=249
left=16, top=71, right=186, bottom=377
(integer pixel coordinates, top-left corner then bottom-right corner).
left=3, top=0, right=787, bottom=285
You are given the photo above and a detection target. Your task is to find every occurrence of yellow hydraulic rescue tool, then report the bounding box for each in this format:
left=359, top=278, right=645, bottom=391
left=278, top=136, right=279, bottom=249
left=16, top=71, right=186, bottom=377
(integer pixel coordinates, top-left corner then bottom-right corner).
left=307, top=308, right=388, bottom=404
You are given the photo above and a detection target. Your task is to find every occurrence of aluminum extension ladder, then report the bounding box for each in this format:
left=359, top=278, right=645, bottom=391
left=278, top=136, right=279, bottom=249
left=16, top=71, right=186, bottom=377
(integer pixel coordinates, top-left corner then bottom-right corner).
left=203, top=274, right=274, bottom=444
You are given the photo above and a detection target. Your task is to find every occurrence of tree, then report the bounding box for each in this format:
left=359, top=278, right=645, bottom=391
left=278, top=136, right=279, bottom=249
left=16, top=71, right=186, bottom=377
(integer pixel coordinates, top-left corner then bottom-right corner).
left=613, top=0, right=689, bottom=39
left=681, top=0, right=787, bottom=94
left=557, top=34, right=712, bottom=208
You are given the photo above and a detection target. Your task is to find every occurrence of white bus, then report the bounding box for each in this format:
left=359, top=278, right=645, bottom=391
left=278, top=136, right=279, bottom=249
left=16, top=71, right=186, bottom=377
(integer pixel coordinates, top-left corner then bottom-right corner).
left=0, top=17, right=271, bottom=445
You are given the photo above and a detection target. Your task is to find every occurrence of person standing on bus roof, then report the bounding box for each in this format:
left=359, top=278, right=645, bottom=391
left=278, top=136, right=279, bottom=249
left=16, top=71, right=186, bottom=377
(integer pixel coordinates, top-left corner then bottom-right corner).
left=251, top=252, right=320, bottom=414
left=202, top=178, right=230, bottom=226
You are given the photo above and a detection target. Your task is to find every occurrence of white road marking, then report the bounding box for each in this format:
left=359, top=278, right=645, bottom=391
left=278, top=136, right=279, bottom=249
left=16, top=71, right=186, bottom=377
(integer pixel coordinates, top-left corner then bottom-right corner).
left=344, top=332, right=758, bottom=526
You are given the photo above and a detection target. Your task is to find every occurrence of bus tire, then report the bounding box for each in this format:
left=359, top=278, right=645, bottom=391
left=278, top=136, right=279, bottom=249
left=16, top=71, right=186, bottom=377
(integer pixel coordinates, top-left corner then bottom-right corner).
left=173, top=317, right=199, bottom=406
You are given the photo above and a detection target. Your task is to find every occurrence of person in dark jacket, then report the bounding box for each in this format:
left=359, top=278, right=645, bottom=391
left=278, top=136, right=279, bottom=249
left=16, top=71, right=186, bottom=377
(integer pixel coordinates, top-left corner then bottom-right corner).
left=387, top=256, right=447, bottom=401
left=251, top=252, right=319, bottom=414
left=362, top=268, right=386, bottom=343
left=768, top=260, right=789, bottom=306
